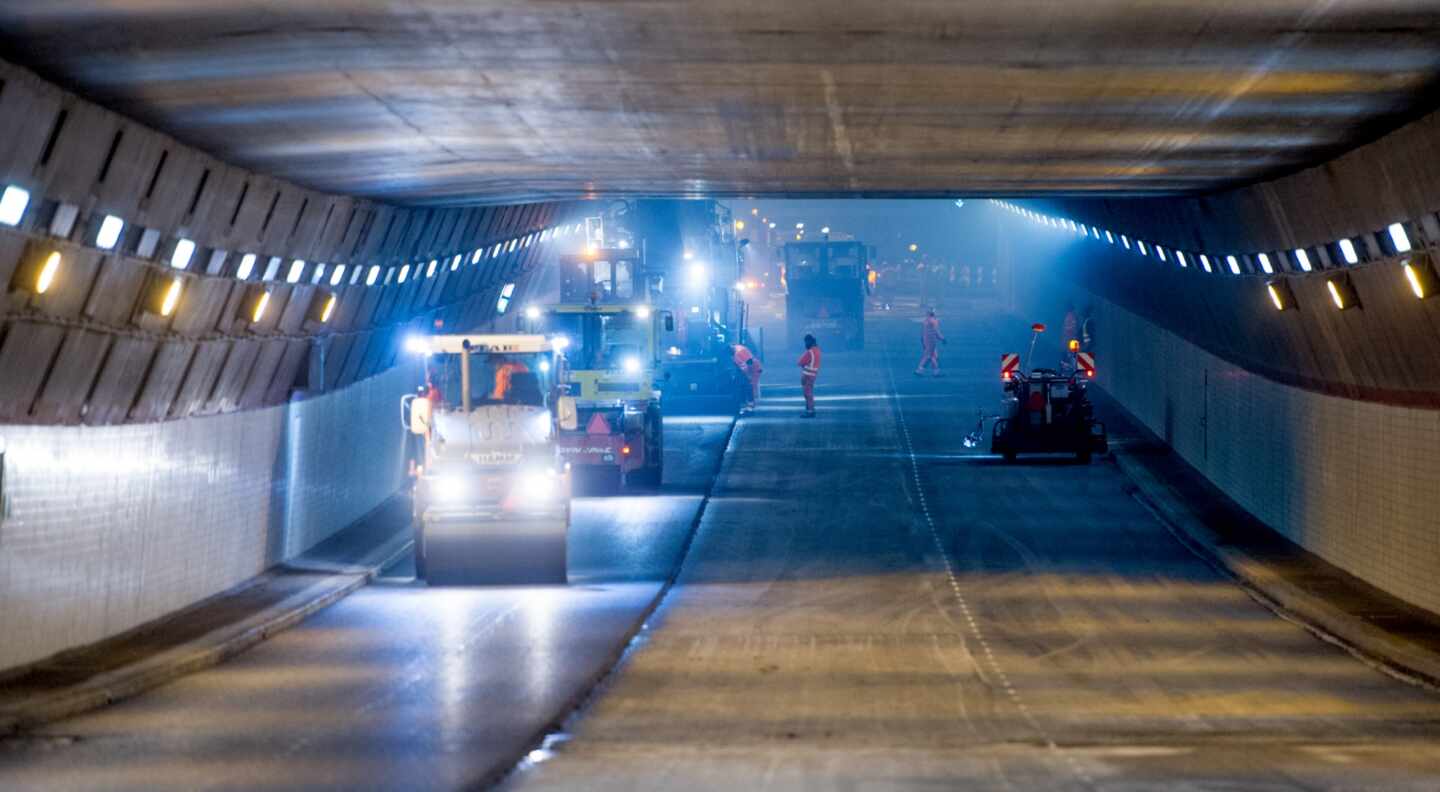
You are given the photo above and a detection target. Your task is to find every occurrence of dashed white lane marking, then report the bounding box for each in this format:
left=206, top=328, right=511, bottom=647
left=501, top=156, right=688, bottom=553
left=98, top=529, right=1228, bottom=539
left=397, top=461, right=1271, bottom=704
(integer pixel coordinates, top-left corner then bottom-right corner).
left=882, top=341, right=1096, bottom=789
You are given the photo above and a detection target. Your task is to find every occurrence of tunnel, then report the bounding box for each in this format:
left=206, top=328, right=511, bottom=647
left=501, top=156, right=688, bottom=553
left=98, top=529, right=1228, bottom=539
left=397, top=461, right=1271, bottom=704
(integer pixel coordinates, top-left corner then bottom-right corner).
left=3, top=3, right=1440, bottom=789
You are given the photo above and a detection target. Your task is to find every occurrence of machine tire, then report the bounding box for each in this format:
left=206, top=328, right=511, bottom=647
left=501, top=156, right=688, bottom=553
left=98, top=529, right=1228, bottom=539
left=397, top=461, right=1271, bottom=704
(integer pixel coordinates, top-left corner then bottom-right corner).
left=1076, top=449, right=1092, bottom=464
left=1002, top=450, right=1017, bottom=463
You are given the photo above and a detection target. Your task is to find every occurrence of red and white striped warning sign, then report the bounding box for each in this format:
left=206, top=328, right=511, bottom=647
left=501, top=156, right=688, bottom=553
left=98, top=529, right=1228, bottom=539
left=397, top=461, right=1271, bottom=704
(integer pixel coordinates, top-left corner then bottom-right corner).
left=1000, top=353, right=1020, bottom=380
left=1076, top=351, right=1096, bottom=377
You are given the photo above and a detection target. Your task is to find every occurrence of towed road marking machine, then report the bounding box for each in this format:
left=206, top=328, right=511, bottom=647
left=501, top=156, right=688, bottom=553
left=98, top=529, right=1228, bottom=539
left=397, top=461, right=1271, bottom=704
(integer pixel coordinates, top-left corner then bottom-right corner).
left=402, top=334, right=570, bottom=584
left=973, top=323, right=1108, bottom=463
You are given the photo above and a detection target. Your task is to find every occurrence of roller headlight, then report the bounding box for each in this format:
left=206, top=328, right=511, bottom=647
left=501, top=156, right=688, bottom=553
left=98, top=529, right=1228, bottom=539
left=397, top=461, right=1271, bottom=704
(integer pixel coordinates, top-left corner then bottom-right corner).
left=434, top=475, right=467, bottom=501
left=518, top=468, right=559, bottom=502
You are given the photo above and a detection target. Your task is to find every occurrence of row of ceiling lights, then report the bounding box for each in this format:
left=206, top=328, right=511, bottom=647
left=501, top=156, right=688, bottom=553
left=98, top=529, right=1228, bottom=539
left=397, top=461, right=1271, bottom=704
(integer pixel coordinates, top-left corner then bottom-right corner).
left=2, top=182, right=577, bottom=326
left=992, top=200, right=1436, bottom=312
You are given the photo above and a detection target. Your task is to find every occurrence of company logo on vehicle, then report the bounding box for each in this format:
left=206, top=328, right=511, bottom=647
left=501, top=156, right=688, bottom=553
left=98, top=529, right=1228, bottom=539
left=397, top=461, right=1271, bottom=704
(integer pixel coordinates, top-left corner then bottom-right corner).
left=559, top=445, right=617, bottom=455
left=467, top=451, right=524, bottom=465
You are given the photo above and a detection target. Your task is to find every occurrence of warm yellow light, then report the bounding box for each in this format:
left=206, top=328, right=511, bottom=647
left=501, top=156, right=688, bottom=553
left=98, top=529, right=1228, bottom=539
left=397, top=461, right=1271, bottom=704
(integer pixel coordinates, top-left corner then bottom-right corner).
left=252, top=291, right=271, bottom=323
left=1067, top=339, right=1079, bottom=352
left=735, top=220, right=745, bottom=231
left=908, top=243, right=919, bottom=252
left=1267, top=283, right=1284, bottom=311
left=160, top=277, right=183, bottom=317
left=320, top=294, right=337, bottom=323
left=1404, top=262, right=1426, bottom=299
left=36, top=251, right=61, bottom=294
left=1326, top=280, right=1345, bottom=309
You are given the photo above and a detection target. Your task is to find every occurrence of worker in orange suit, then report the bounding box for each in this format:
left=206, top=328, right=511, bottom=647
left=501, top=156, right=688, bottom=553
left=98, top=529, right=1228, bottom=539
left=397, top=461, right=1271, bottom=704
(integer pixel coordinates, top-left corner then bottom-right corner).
left=732, top=344, right=763, bottom=410
left=798, top=334, right=821, bottom=418
left=915, top=307, right=946, bottom=376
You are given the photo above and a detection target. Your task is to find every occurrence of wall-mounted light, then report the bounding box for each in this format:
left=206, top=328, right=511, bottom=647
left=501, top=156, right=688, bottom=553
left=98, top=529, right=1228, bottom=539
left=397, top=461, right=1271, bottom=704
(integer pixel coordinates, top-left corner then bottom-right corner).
left=1326, top=272, right=1360, bottom=311
left=1199, top=255, right=1212, bottom=273
left=1266, top=278, right=1296, bottom=312
left=1338, top=239, right=1359, bottom=265
left=1294, top=248, right=1313, bottom=272
left=0, top=185, right=31, bottom=226
left=329, top=264, right=346, bottom=286
left=307, top=290, right=338, bottom=324
left=1401, top=256, right=1438, bottom=300
left=1227, top=255, right=1241, bottom=275
left=9, top=250, right=62, bottom=295
left=238, top=286, right=272, bottom=324
left=1176, top=251, right=1188, bottom=268
left=1388, top=222, right=1413, bottom=254
left=142, top=274, right=185, bottom=317
left=398, top=264, right=410, bottom=284
left=96, top=215, right=125, bottom=250
left=170, top=239, right=196, bottom=270
left=1257, top=253, right=1273, bottom=274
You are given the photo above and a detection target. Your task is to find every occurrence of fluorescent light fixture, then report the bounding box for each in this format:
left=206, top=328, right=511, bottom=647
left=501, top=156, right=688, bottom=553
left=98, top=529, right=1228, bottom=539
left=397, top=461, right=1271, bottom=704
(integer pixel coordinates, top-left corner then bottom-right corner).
left=1200, top=255, right=1212, bottom=273
left=366, top=265, right=380, bottom=286
left=1138, top=241, right=1148, bottom=256
left=1326, top=273, right=1359, bottom=310
left=1295, top=248, right=1313, bottom=271
left=1156, top=246, right=1167, bottom=262
left=472, top=249, right=483, bottom=264
left=1225, top=255, right=1239, bottom=274
left=287, top=259, right=305, bottom=283
left=1338, top=239, right=1358, bottom=264
left=398, top=264, right=410, bottom=284
left=1257, top=253, right=1273, bottom=274
left=312, top=292, right=338, bottom=324
left=1105, top=231, right=1114, bottom=244
left=821, top=226, right=831, bottom=234
left=1266, top=278, right=1295, bottom=312
left=329, top=264, right=346, bottom=286
left=1402, top=257, right=1439, bottom=300
left=236, top=254, right=257, bottom=280
left=1176, top=251, right=1188, bottom=268
left=1389, top=222, right=1412, bottom=253
left=1121, top=235, right=1131, bottom=249
left=0, top=185, right=30, bottom=226
left=451, top=255, right=461, bottom=271
left=170, top=239, right=196, bottom=270
left=96, top=215, right=125, bottom=250
left=507, top=239, right=518, bottom=252
left=311, top=263, right=326, bottom=284
left=250, top=290, right=271, bottom=323
left=426, top=259, right=438, bottom=278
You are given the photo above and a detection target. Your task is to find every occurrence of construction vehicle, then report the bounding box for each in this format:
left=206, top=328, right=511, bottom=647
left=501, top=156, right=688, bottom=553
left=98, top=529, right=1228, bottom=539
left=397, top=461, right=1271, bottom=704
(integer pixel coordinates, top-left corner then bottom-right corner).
left=784, top=239, right=869, bottom=349
left=544, top=244, right=673, bottom=489
left=983, top=323, right=1108, bottom=463
left=401, top=334, right=570, bottom=584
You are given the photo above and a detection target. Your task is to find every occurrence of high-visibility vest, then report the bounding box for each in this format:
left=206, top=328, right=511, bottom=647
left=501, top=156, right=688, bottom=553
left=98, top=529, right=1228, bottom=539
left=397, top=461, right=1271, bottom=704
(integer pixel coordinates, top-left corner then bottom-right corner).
left=798, top=347, right=821, bottom=377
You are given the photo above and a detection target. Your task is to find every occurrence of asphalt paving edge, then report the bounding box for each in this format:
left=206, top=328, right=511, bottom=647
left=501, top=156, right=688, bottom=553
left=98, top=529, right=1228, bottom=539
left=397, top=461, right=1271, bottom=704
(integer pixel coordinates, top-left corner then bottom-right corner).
left=478, top=412, right=741, bottom=792
left=0, top=516, right=414, bottom=736
left=1111, top=448, right=1440, bottom=693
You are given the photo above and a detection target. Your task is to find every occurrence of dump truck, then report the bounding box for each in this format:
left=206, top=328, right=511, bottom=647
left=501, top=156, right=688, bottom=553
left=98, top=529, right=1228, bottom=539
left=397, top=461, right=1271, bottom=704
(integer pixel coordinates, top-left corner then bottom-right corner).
left=402, top=334, right=570, bottom=584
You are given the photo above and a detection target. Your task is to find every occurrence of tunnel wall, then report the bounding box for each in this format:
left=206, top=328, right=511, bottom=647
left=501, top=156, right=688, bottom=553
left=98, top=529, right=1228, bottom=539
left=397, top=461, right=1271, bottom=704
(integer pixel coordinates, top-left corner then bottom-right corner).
left=0, top=359, right=418, bottom=672
left=1000, top=203, right=1440, bottom=618
left=0, top=58, right=578, bottom=427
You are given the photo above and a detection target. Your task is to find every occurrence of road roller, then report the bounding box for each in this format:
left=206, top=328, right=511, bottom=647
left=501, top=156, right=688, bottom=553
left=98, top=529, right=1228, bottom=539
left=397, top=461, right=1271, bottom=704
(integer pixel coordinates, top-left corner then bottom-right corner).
left=402, top=334, right=571, bottom=585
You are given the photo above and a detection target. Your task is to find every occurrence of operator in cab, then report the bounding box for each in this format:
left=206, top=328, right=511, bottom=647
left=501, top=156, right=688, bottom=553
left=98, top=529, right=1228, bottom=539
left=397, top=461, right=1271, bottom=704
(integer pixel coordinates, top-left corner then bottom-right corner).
left=489, top=356, right=531, bottom=402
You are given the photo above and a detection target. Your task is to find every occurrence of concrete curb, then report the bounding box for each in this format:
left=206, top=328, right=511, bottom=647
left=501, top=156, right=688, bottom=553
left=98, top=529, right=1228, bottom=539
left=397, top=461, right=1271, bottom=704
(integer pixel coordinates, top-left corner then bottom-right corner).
left=1111, top=448, right=1440, bottom=691
left=0, top=534, right=411, bottom=736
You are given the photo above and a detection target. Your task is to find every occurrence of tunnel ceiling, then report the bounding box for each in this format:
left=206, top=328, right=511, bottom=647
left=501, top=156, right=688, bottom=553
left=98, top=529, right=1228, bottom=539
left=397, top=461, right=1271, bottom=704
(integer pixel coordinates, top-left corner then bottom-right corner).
left=2, top=2, right=1440, bottom=206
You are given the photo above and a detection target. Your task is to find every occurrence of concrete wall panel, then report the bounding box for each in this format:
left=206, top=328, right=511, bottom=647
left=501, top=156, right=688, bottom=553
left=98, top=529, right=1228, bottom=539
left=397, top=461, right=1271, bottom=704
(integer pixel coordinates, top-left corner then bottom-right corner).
left=30, top=329, right=110, bottom=423
left=0, top=322, right=64, bottom=420
left=0, top=360, right=417, bottom=672
left=85, top=336, right=157, bottom=426
left=128, top=341, right=193, bottom=422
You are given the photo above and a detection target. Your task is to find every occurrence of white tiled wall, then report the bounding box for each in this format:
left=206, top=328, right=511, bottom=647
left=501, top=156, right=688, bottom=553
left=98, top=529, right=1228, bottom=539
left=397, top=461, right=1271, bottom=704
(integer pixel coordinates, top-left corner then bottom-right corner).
left=0, top=361, right=418, bottom=672
left=1092, top=296, right=1440, bottom=616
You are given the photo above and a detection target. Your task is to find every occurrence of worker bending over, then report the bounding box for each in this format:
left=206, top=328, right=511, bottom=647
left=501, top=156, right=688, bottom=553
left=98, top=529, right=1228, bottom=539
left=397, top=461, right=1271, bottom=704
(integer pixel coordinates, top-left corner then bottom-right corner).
left=798, top=334, right=821, bottom=418
left=915, top=308, right=946, bottom=376
left=732, top=343, right=763, bottom=411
